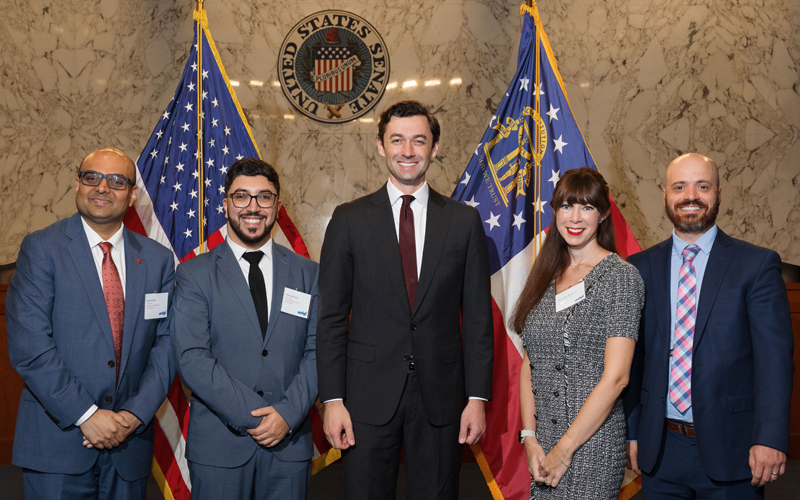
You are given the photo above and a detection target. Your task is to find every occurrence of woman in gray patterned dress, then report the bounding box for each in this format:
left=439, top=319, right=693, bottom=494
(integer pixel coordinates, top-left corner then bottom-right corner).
left=512, top=168, right=644, bottom=499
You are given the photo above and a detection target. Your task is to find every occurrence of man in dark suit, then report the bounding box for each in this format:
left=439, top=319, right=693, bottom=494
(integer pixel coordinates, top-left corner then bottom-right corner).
left=171, top=158, right=318, bottom=500
left=7, top=148, right=175, bottom=499
left=624, top=153, right=794, bottom=498
left=317, top=100, right=494, bottom=499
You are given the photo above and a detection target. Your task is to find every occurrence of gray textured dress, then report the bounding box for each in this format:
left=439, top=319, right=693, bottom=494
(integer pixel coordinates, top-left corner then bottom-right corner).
left=521, top=253, right=644, bottom=500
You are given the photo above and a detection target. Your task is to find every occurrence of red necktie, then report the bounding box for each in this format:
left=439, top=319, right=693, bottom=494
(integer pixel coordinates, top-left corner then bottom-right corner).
left=99, top=242, right=124, bottom=380
left=399, top=195, right=418, bottom=311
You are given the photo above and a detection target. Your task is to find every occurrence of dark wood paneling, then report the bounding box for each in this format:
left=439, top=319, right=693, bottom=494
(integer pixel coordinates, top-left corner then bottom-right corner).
left=0, top=284, right=23, bottom=465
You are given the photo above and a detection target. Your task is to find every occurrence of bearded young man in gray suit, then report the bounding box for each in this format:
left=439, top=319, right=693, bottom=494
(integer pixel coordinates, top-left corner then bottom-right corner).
left=171, top=158, right=318, bottom=500
left=317, top=100, right=494, bottom=500
left=7, top=148, right=175, bottom=499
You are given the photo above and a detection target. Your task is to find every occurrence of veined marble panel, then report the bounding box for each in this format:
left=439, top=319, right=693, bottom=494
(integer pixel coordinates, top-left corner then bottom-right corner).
left=0, top=0, right=798, bottom=265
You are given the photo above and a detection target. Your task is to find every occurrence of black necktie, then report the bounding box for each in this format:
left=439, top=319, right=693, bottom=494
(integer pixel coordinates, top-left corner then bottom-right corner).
left=243, top=251, right=268, bottom=339
left=399, top=195, right=418, bottom=311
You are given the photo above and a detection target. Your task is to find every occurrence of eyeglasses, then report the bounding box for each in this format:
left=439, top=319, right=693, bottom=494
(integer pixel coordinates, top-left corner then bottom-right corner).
left=78, top=170, right=135, bottom=190
left=228, top=191, right=278, bottom=209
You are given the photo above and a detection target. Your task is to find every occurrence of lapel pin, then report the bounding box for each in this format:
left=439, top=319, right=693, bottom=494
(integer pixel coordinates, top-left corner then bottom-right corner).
left=134, top=257, right=143, bottom=264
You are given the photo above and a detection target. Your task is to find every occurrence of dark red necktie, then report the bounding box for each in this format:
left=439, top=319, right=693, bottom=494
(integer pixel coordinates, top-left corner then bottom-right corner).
left=99, top=242, right=124, bottom=380
left=399, top=195, right=418, bottom=311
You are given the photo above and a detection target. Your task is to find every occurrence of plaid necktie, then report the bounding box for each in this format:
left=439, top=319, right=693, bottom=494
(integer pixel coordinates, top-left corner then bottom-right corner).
left=399, top=195, right=418, bottom=312
left=99, top=242, right=124, bottom=381
left=669, top=244, right=701, bottom=413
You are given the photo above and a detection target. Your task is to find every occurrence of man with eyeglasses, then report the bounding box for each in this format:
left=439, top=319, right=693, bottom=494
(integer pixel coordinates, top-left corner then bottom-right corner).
left=7, top=147, right=176, bottom=499
left=171, top=158, right=319, bottom=500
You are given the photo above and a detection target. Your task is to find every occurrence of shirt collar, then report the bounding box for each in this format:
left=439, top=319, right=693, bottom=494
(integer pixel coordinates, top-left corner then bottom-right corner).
left=81, top=217, right=125, bottom=251
left=386, top=179, right=429, bottom=208
left=671, top=224, right=718, bottom=257
left=227, top=236, right=273, bottom=263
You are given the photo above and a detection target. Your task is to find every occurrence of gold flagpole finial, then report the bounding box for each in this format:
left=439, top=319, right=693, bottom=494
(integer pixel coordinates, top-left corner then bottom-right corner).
left=196, top=0, right=204, bottom=12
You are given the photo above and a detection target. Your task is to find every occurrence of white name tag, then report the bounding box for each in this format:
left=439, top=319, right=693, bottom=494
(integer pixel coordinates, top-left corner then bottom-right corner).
left=281, top=288, right=311, bottom=319
left=144, top=293, right=169, bottom=320
left=555, top=282, right=586, bottom=312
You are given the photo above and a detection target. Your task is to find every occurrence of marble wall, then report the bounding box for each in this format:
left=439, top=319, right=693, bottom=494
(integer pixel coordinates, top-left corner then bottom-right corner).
left=1, top=0, right=798, bottom=265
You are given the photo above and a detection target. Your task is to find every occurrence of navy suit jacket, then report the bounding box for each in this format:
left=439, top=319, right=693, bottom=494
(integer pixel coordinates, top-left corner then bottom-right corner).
left=624, top=229, right=794, bottom=481
left=7, top=212, right=176, bottom=481
left=171, top=240, right=318, bottom=468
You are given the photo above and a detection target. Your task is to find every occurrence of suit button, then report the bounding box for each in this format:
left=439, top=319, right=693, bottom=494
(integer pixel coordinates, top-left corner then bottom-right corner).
left=262, top=349, right=268, bottom=357
left=108, top=360, right=115, bottom=368
left=555, top=364, right=561, bottom=371
left=551, top=419, right=557, bottom=424
left=105, top=396, right=113, bottom=404
left=410, top=324, right=417, bottom=331
left=553, top=391, right=559, bottom=397
left=257, top=390, right=264, bottom=396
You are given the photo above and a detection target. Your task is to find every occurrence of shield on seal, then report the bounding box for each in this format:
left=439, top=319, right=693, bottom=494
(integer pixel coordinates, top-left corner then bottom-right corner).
left=313, top=29, right=356, bottom=92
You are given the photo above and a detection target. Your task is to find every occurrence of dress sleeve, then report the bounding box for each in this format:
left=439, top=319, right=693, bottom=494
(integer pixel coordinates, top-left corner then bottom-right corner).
left=605, top=261, right=645, bottom=341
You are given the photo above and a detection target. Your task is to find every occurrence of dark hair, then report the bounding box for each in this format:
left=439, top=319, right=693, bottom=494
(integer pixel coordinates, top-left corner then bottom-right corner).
left=224, top=158, right=280, bottom=197
left=377, top=100, right=440, bottom=145
left=511, top=167, right=616, bottom=332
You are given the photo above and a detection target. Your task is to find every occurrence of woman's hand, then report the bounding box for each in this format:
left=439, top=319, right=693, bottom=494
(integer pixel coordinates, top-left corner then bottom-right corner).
left=538, top=440, right=573, bottom=487
left=524, top=437, right=548, bottom=485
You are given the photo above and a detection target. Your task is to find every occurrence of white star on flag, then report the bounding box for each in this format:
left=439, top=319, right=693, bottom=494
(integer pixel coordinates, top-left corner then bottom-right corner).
left=465, top=196, right=480, bottom=208
left=236, top=154, right=243, bottom=160
left=150, top=150, right=158, bottom=159
left=173, top=182, right=182, bottom=191
left=461, top=172, right=471, bottom=185
left=156, top=130, right=163, bottom=139
left=548, top=169, right=560, bottom=188
left=535, top=82, right=545, bottom=96
left=184, top=228, right=193, bottom=238
left=186, top=209, right=196, bottom=218
left=162, top=111, right=170, bottom=120
left=192, top=170, right=199, bottom=179
left=189, top=189, right=198, bottom=199
left=553, top=135, right=568, bottom=153
left=546, top=104, right=560, bottom=122
left=206, top=158, right=214, bottom=167
left=187, top=82, right=195, bottom=92
left=220, top=164, right=229, bottom=174
left=159, top=176, right=166, bottom=184
left=181, top=123, right=190, bottom=132
left=212, top=98, right=219, bottom=107
left=475, top=143, right=482, bottom=156
left=175, top=162, right=185, bottom=172
left=170, top=201, right=179, bottom=211
left=519, top=77, right=530, bottom=92
left=485, top=212, right=501, bottom=230
left=533, top=197, right=548, bottom=213
left=222, top=146, right=229, bottom=155
left=179, top=143, right=187, bottom=152
left=512, top=211, right=526, bottom=230
left=185, top=102, right=193, bottom=112
left=225, top=127, right=232, bottom=136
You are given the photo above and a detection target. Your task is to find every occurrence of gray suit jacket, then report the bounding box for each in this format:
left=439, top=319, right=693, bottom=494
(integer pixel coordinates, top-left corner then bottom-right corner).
left=171, top=239, right=318, bottom=467
left=7, top=212, right=175, bottom=481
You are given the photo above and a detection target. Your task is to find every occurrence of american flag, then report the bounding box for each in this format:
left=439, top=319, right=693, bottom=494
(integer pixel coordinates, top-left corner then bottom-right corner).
left=123, top=7, right=334, bottom=499
left=314, top=45, right=356, bottom=92
left=451, top=4, right=642, bottom=500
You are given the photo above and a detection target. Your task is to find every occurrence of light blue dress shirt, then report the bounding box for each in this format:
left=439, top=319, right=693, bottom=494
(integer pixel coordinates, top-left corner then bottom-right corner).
left=666, top=224, right=718, bottom=422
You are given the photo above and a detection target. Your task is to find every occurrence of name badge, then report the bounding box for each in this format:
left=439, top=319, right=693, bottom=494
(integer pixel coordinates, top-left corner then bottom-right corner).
left=144, top=293, right=169, bottom=319
left=555, top=282, right=585, bottom=312
left=281, top=288, right=311, bottom=319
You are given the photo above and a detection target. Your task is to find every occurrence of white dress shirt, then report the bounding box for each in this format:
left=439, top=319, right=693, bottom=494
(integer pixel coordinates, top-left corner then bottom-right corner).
left=227, top=236, right=274, bottom=322
left=75, top=219, right=127, bottom=426
left=386, top=179, right=428, bottom=278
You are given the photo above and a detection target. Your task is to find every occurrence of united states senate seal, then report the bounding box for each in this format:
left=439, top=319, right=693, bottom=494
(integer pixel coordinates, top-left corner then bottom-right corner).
left=278, top=11, right=390, bottom=123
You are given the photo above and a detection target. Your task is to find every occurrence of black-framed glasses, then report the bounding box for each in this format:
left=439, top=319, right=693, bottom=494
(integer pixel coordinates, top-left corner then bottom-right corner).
left=228, top=191, right=278, bottom=209
left=78, top=170, right=135, bottom=190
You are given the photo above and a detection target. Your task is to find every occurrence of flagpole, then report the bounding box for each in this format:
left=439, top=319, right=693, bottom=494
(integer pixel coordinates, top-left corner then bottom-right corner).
left=195, top=0, right=205, bottom=254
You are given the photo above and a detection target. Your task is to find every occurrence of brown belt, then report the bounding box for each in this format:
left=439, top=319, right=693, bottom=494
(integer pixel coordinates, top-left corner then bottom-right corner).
left=665, top=419, right=696, bottom=438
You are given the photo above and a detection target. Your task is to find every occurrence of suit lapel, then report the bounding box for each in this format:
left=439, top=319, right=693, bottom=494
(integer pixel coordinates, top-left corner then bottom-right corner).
left=693, top=230, right=734, bottom=350
left=413, top=189, right=450, bottom=316
left=367, top=185, right=411, bottom=312
left=66, top=214, right=115, bottom=353
left=650, top=239, right=673, bottom=357
left=216, top=243, right=264, bottom=341
left=265, top=242, right=289, bottom=345
left=119, top=229, right=145, bottom=384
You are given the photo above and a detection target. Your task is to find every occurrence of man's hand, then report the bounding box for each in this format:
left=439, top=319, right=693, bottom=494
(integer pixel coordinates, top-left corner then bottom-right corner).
left=322, top=400, right=355, bottom=449
left=248, top=407, right=290, bottom=447
left=79, top=409, right=129, bottom=450
left=458, top=399, right=486, bottom=445
left=83, top=410, right=142, bottom=449
left=749, top=444, right=786, bottom=487
left=626, top=440, right=641, bottom=475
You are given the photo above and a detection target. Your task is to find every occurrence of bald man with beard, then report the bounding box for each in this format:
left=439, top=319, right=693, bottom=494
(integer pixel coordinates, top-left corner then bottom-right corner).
left=624, top=153, right=794, bottom=499
left=7, top=148, right=176, bottom=499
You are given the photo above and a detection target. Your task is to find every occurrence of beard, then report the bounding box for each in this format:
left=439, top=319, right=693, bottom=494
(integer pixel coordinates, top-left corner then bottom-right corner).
left=665, top=197, right=719, bottom=235
left=228, top=212, right=275, bottom=246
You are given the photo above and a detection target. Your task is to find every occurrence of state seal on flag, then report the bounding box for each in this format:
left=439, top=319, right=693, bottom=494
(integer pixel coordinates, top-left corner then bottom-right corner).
left=278, top=11, right=390, bottom=124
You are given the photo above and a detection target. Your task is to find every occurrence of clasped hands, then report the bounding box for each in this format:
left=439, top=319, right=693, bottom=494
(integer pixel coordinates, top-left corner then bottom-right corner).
left=80, top=409, right=141, bottom=449
left=525, top=437, right=573, bottom=488
left=247, top=406, right=290, bottom=447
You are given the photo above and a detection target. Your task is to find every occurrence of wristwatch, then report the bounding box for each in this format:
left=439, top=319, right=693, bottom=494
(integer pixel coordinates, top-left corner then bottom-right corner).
left=519, top=430, right=537, bottom=443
